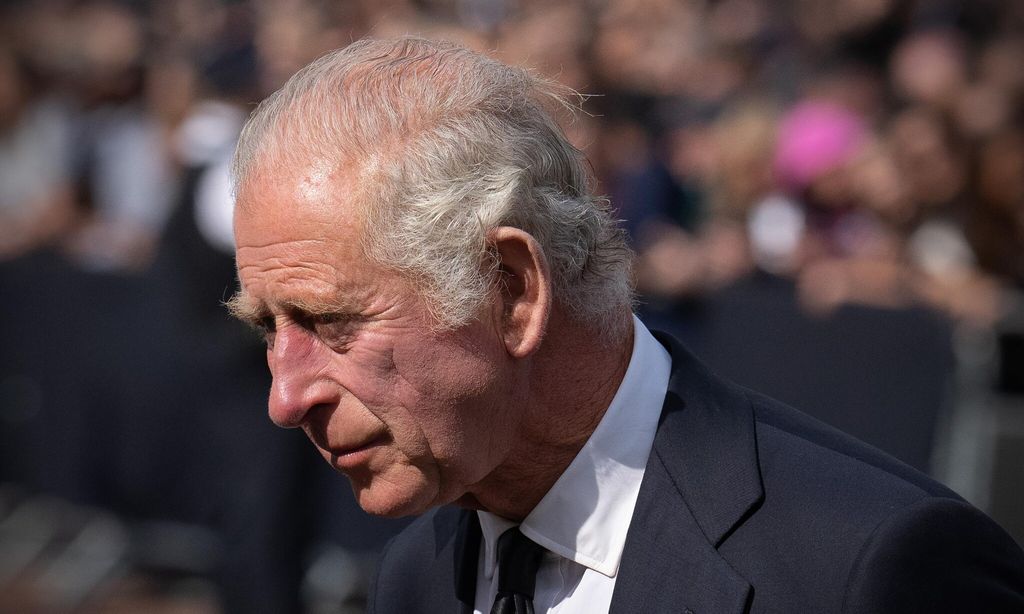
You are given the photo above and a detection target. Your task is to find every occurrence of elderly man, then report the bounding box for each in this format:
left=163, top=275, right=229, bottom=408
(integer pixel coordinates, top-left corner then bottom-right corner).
left=228, top=38, right=1024, bottom=613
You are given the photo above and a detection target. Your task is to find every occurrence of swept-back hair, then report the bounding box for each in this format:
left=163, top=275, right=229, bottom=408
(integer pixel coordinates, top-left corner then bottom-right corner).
left=233, top=37, right=633, bottom=338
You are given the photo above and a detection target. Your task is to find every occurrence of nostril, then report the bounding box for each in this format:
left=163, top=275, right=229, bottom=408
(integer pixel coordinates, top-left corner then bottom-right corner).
left=308, top=402, right=334, bottom=417
left=301, top=402, right=335, bottom=428
left=303, top=403, right=341, bottom=450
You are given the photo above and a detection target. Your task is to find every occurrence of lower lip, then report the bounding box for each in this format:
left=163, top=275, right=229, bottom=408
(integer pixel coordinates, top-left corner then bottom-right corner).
left=329, top=439, right=385, bottom=470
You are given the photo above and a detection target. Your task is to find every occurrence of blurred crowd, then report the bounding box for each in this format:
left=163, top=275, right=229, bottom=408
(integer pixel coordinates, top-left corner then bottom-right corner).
left=1, top=0, right=1023, bottom=612
left=3, top=0, right=1023, bottom=323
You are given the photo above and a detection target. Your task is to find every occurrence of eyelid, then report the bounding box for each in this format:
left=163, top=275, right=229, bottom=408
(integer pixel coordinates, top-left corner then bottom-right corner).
left=253, top=314, right=277, bottom=332
left=242, top=306, right=361, bottom=348
left=310, top=312, right=357, bottom=324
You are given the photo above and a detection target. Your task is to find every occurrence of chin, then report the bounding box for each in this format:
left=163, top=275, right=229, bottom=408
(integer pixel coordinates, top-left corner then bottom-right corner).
left=351, top=480, right=439, bottom=518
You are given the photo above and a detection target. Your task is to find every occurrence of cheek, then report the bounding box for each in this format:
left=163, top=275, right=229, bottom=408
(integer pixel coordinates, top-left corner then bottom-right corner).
left=352, top=329, right=498, bottom=433
left=325, top=333, right=444, bottom=458
left=389, top=331, right=512, bottom=476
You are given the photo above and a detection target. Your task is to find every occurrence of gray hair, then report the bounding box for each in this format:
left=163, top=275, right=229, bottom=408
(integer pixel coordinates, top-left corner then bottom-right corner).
left=233, top=37, right=634, bottom=339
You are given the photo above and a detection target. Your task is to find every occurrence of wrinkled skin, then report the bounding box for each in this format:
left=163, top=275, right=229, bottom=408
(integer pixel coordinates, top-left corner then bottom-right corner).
left=232, top=163, right=526, bottom=517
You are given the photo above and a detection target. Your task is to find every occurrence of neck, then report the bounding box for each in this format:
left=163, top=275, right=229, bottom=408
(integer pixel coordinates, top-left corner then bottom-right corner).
left=461, top=311, right=634, bottom=521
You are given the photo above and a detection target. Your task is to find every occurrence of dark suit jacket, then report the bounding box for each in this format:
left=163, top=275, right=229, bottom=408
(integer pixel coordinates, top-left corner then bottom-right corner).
left=369, top=334, right=1024, bottom=613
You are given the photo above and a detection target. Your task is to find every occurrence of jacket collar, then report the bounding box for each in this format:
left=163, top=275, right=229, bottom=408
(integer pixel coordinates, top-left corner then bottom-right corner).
left=610, top=332, right=762, bottom=614
left=652, top=332, right=764, bottom=547
left=453, top=510, right=480, bottom=612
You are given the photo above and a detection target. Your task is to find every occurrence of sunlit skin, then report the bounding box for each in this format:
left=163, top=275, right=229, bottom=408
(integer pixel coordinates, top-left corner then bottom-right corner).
left=231, top=159, right=632, bottom=520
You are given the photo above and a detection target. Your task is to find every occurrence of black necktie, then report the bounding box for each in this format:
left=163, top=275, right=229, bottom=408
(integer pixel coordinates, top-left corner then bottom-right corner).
left=491, top=527, right=546, bottom=614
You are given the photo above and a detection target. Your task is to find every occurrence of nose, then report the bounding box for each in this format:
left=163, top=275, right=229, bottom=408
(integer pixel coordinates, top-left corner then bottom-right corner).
left=266, top=323, right=337, bottom=428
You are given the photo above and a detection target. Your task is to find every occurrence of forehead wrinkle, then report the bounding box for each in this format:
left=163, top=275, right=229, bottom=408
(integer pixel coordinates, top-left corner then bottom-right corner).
left=236, top=238, right=330, bottom=251
left=238, top=266, right=357, bottom=313
left=236, top=260, right=338, bottom=297
left=236, top=255, right=365, bottom=314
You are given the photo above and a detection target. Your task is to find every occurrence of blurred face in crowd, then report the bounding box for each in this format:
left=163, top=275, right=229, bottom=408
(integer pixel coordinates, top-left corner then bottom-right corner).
left=231, top=160, right=522, bottom=518
left=890, top=30, right=967, bottom=107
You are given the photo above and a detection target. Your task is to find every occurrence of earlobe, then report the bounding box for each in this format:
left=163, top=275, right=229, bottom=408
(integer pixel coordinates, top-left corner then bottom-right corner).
left=487, top=227, right=552, bottom=358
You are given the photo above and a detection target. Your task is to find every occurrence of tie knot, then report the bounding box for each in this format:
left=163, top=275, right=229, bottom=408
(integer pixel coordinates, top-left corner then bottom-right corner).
left=495, top=527, right=546, bottom=599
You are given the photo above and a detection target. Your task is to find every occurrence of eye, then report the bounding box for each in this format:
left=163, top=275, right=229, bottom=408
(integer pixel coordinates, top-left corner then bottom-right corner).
left=306, top=313, right=357, bottom=350
left=254, top=316, right=278, bottom=348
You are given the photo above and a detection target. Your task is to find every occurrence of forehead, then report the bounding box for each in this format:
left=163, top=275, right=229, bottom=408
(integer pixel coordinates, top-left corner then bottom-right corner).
left=235, top=156, right=364, bottom=230
left=233, top=159, right=379, bottom=303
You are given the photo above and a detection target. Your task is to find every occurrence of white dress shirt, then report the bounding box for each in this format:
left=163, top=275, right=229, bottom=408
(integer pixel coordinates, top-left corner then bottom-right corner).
left=474, top=316, right=672, bottom=613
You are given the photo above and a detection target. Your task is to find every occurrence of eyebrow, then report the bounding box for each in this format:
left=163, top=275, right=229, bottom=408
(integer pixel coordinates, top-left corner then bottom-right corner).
left=225, top=290, right=359, bottom=325
left=225, top=291, right=268, bottom=326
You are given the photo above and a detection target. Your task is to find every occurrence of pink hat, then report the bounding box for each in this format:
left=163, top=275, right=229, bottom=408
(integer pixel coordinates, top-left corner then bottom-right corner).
left=774, top=100, right=867, bottom=191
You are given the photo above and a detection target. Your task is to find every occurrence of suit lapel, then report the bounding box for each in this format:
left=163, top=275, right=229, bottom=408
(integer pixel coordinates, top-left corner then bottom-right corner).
left=452, top=510, right=481, bottom=614
left=654, top=335, right=764, bottom=547
left=611, top=334, right=763, bottom=614
left=611, top=455, right=752, bottom=614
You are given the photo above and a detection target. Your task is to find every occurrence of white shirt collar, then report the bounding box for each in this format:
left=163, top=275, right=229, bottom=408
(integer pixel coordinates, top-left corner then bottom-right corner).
left=478, top=316, right=672, bottom=579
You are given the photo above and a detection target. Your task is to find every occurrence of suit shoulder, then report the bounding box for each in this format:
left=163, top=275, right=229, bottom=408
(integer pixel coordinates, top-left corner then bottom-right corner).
left=842, top=496, right=1024, bottom=612
left=721, top=389, right=1024, bottom=610
left=747, top=388, right=958, bottom=504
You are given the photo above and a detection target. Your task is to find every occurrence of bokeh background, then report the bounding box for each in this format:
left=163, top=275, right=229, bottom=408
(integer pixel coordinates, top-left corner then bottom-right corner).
left=1, top=0, right=1023, bottom=612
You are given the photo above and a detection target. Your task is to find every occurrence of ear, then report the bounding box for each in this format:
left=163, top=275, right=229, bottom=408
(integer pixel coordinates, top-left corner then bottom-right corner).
left=487, top=226, right=552, bottom=358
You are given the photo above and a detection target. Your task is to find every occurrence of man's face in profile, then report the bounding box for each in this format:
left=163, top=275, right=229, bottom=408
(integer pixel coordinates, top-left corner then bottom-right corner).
left=231, top=161, right=522, bottom=517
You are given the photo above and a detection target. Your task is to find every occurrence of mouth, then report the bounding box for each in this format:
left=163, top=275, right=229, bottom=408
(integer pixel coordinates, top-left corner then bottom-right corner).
left=325, top=435, right=387, bottom=471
